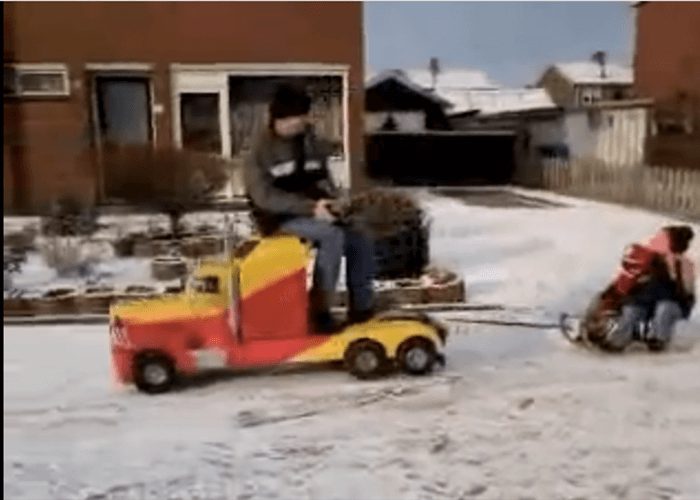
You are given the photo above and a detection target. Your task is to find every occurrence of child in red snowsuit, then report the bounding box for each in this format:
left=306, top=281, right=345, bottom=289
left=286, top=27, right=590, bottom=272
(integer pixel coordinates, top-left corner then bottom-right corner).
left=583, top=225, right=695, bottom=352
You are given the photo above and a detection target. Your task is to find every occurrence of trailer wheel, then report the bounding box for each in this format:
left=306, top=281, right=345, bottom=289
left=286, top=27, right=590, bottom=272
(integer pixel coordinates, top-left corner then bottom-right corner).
left=397, top=337, right=436, bottom=376
left=133, top=352, right=176, bottom=394
left=344, top=340, right=388, bottom=380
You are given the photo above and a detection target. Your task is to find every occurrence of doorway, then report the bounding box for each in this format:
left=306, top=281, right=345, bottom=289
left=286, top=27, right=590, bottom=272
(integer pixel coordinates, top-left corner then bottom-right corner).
left=92, top=74, right=154, bottom=200
left=95, top=76, right=152, bottom=146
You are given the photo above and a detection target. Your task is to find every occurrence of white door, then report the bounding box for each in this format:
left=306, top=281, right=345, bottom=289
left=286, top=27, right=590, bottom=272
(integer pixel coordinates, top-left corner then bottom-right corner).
left=172, top=71, right=233, bottom=198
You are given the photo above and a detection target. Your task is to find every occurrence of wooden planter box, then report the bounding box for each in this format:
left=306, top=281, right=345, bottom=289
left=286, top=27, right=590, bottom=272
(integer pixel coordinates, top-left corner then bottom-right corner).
left=5, top=231, right=36, bottom=251
left=423, top=279, right=466, bottom=303
left=421, top=269, right=465, bottom=303
left=198, top=236, right=224, bottom=256
left=151, top=239, right=178, bottom=257
left=3, top=297, right=33, bottom=317
left=330, top=272, right=465, bottom=309
left=180, top=237, right=203, bottom=258
left=383, top=279, right=426, bottom=305
left=122, top=285, right=158, bottom=301
left=164, top=285, right=185, bottom=295
left=33, top=288, right=78, bottom=316
left=180, top=235, right=223, bottom=258
left=75, top=286, right=116, bottom=315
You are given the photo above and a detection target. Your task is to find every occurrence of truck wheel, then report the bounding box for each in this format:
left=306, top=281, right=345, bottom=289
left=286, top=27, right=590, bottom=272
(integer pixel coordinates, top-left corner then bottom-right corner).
left=134, top=352, right=175, bottom=394
left=344, top=340, right=387, bottom=380
left=397, top=337, right=436, bottom=376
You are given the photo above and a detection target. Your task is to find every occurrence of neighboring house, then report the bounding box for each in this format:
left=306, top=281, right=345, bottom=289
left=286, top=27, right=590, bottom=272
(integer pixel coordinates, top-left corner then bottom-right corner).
left=451, top=94, right=650, bottom=167
left=364, top=70, right=451, bottom=132
left=364, top=66, right=499, bottom=132
left=363, top=67, right=517, bottom=185
left=634, top=1, right=700, bottom=168
left=3, top=2, right=364, bottom=212
left=447, top=88, right=556, bottom=121
left=447, top=87, right=560, bottom=167
left=538, top=61, right=635, bottom=108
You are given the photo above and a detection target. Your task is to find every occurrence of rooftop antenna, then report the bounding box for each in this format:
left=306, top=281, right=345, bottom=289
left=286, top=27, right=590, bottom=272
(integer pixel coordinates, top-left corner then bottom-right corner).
left=429, top=57, right=441, bottom=90
left=591, top=51, right=607, bottom=79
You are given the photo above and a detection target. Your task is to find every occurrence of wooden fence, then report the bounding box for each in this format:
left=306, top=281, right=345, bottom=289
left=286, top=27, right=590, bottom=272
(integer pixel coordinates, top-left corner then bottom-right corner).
left=516, top=159, right=700, bottom=220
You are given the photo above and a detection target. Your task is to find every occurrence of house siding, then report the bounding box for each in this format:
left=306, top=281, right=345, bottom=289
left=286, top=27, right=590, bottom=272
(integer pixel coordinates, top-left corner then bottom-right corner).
left=564, top=106, right=649, bottom=166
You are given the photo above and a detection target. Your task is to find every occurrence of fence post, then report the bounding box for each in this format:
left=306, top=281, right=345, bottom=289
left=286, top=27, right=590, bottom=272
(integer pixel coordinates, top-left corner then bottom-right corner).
left=644, top=166, right=651, bottom=208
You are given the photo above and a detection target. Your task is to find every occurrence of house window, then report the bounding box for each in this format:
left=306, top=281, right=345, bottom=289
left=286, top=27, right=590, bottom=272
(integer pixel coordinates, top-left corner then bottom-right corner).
left=228, top=75, right=344, bottom=159
left=579, top=86, right=602, bottom=106
left=655, top=119, right=688, bottom=135
left=3, top=64, right=70, bottom=97
left=654, top=109, right=693, bottom=135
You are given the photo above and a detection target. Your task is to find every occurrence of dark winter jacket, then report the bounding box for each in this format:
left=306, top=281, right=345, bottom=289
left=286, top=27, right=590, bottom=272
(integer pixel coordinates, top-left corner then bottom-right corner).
left=244, top=126, right=339, bottom=234
left=626, top=253, right=696, bottom=319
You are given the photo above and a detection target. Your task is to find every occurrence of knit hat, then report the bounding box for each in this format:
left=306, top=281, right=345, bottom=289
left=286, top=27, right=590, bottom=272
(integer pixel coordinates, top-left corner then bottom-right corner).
left=666, top=225, right=694, bottom=253
left=269, top=83, right=311, bottom=120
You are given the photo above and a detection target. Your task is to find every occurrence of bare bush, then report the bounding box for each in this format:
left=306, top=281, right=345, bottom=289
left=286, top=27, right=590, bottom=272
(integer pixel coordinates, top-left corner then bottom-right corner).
left=344, top=189, right=426, bottom=237
left=38, top=237, right=112, bottom=279
left=105, top=146, right=230, bottom=237
left=4, top=246, right=27, bottom=294
left=41, top=196, right=99, bottom=237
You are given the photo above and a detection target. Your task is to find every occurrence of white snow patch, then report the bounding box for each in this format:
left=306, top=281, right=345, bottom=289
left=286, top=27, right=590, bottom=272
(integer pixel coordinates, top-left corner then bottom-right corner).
left=405, top=68, right=500, bottom=91
left=4, top=189, right=700, bottom=499
left=554, top=61, right=633, bottom=85
left=443, top=87, right=556, bottom=116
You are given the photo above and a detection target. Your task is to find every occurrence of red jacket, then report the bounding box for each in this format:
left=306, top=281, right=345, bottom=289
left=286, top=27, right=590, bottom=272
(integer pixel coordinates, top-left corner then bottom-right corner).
left=604, top=229, right=696, bottom=313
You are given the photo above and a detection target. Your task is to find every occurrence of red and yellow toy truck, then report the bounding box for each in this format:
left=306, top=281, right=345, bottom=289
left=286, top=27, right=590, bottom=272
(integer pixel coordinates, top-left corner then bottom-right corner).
left=109, top=235, right=448, bottom=393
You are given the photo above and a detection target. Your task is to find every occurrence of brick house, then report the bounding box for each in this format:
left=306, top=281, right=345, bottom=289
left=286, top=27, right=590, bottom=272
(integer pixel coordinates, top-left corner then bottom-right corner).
left=3, top=2, right=365, bottom=213
left=634, top=1, right=700, bottom=168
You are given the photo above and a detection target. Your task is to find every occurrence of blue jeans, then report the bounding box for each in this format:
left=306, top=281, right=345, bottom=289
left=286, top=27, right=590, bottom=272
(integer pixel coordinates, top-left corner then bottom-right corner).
left=606, top=300, right=684, bottom=350
left=279, top=217, right=375, bottom=312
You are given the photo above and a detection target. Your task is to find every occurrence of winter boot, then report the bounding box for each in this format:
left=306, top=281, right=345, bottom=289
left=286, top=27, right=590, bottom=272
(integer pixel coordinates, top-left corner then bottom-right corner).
left=309, top=288, right=342, bottom=334
left=347, top=308, right=375, bottom=325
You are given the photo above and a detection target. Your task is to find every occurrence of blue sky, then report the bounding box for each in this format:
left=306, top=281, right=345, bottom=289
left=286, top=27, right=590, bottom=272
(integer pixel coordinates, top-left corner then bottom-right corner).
left=364, top=1, right=634, bottom=87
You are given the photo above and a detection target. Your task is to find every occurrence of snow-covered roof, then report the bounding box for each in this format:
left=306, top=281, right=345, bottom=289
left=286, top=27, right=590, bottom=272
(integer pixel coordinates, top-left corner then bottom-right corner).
left=365, top=69, right=450, bottom=106
left=364, top=68, right=378, bottom=84
left=404, top=68, right=500, bottom=91
left=553, top=62, right=633, bottom=85
left=442, top=88, right=557, bottom=116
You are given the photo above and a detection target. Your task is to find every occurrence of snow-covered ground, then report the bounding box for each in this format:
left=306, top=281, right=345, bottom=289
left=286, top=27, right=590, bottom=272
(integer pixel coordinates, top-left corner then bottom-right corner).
left=5, top=188, right=700, bottom=500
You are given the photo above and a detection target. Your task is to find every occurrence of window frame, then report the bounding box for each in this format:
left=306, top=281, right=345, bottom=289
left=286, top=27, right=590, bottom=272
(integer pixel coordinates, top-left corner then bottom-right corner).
left=4, top=63, right=71, bottom=98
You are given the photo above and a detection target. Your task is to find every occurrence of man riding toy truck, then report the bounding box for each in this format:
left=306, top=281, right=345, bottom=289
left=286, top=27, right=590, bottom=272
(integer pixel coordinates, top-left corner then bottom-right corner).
left=109, top=83, right=448, bottom=394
